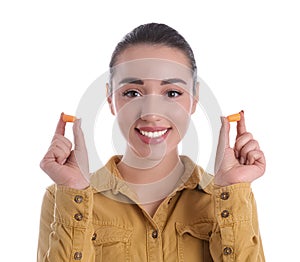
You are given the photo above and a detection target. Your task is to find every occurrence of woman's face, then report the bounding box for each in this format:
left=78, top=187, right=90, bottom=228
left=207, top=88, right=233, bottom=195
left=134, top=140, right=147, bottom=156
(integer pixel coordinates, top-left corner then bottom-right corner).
left=108, top=44, right=198, bottom=159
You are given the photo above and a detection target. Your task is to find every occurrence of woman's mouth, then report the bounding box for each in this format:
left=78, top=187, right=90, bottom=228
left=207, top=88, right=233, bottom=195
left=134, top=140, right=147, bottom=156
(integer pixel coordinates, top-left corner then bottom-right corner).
left=139, top=129, right=168, bottom=138
left=135, top=127, right=171, bottom=144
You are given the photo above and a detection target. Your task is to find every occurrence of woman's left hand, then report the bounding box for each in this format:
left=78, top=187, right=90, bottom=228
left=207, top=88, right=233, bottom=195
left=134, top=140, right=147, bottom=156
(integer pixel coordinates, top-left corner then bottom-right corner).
left=214, top=111, right=266, bottom=186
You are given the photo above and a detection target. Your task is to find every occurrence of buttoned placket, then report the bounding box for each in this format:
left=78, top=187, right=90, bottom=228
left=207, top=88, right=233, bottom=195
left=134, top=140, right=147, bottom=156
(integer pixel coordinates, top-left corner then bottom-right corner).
left=138, top=190, right=180, bottom=262
left=144, top=216, right=163, bottom=262
left=216, top=188, right=234, bottom=260
left=72, top=192, right=85, bottom=261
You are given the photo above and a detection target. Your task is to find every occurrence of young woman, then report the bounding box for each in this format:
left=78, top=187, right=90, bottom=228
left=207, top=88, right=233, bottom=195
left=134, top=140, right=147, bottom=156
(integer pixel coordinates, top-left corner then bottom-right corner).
left=38, top=23, right=266, bottom=261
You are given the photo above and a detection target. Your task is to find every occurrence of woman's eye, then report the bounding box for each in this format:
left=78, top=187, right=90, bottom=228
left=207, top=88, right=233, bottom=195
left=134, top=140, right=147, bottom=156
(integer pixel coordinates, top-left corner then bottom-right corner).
left=166, top=90, right=183, bottom=98
left=122, top=90, right=141, bottom=97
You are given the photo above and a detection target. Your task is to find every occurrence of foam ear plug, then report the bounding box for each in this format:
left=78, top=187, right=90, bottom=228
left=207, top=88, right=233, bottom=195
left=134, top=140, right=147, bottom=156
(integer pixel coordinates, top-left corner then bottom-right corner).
left=62, top=114, right=76, bottom=123
left=227, top=113, right=241, bottom=122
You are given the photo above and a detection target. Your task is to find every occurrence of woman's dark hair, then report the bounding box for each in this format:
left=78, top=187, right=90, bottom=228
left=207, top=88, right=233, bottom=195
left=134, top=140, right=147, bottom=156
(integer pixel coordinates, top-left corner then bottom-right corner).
left=109, top=23, right=197, bottom=71
left=109, top=23, right=197, bottom=94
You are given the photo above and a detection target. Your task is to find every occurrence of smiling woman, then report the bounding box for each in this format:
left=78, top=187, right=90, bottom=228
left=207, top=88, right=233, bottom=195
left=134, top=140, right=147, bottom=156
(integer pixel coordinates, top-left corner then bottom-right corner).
left=38, top=23, right=266, bottom=261
left=109, top=55, right=197, bottom=165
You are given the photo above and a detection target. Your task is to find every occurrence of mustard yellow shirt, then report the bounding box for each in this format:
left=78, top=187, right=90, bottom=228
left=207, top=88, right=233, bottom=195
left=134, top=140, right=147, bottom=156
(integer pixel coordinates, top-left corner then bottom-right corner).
left=37, top=155, right=265, bottom=261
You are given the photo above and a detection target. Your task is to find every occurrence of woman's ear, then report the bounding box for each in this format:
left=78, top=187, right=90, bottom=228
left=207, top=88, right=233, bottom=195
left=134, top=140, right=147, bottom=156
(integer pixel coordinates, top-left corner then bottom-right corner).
left=191, top=82, right=200, bottom=114
left=106, top=83, right=115, bottom=115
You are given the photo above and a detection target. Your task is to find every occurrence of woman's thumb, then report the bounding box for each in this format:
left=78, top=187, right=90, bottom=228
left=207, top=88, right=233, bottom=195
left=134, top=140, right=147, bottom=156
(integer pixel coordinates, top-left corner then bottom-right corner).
left=214, top=117, right=230, bottom=174
left=73, top=118, right=90, bottom=178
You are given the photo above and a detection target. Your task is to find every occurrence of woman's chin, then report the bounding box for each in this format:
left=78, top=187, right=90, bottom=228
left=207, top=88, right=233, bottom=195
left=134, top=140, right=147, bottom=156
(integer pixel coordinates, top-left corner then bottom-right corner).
left=131, top=144, right=167, bottom=161
left=126, top=141, right=179, bottom=162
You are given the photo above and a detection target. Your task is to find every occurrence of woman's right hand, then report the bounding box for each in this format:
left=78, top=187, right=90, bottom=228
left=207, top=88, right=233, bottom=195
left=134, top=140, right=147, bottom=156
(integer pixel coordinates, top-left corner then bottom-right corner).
left=40, top=113, right=90, bottom=190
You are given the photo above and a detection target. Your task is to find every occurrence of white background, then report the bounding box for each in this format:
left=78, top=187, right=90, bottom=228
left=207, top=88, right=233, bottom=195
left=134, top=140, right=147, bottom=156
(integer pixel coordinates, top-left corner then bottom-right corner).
left=1, top=0, right=299, bottom=261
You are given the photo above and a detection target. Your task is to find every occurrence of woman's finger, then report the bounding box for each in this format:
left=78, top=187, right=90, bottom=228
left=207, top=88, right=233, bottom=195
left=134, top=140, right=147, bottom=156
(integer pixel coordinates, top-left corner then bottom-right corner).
left=51, top=145, right=70, bottom=165
left=236, top=110, right=246, bottom=137
left=51, top=134, right=73, bottom=149
left=73, top=119, right=89, bottom=177
left=50, top=139, right=72, bottom=164
left=239, top=139, right=260, bottom=164
left=40, top=145, right=64, bottom=172
left=246, top=149, right=266, bottom=168
left=54, top=112, right=67, bottom=136
left=73, top=119, right=86, bottom=152
left=234, top=132, right=253, bottom=158
left=214, top=116, right=231, bottom=174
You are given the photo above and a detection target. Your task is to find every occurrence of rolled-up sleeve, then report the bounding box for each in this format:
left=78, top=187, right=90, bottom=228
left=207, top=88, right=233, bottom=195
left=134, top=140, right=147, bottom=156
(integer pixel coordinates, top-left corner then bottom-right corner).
left=209, top=183, right=265, bottom=261
left=37, top=185, right=95, bottom=262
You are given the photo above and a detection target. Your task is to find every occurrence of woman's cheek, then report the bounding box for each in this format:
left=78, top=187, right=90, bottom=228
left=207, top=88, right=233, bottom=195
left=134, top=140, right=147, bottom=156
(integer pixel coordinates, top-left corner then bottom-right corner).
left=116, top=98, right=143, bottom=140
left=167, top=104, right=191, bottom=141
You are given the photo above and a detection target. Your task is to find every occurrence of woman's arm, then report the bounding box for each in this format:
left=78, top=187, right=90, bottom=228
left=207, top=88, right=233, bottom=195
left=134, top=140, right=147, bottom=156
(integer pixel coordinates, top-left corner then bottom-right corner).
left=210, top=182, right=265, bottom=261
left=37, top=185, right=95, bottom=262
left=38, top=113, right=94, bottom=261
left=211, top=111, right=266, bottom=261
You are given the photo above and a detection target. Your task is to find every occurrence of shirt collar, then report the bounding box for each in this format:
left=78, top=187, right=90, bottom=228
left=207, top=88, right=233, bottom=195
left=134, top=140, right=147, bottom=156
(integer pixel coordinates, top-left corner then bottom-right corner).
left=90, top=155, right=213, bottom=201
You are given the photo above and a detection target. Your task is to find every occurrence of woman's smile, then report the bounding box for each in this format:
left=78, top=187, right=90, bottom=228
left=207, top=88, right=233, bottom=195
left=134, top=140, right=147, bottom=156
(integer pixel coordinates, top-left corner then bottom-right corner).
left=135, top=126, right=171, bottom=144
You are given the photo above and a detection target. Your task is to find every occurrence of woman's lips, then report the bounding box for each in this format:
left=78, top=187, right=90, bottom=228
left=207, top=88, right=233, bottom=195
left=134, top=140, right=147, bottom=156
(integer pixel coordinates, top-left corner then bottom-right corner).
left=135, top=127, right=171, bottom=144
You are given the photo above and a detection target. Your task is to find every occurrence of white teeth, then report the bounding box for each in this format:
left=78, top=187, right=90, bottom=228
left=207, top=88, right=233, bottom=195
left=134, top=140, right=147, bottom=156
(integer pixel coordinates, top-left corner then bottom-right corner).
left=139, top=129, right=168, bottom=138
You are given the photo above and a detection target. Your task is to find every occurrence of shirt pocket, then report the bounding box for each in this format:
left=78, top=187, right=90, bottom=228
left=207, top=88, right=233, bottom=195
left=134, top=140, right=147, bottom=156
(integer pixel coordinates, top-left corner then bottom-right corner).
left=93, top=226, right=133, bottom=262
left=175, top=222, right=213, bottom=262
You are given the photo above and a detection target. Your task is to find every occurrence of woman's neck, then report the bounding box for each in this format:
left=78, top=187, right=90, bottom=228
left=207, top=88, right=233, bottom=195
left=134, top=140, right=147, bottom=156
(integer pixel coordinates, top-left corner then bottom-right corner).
left=117, top=147, right=183, bottom=184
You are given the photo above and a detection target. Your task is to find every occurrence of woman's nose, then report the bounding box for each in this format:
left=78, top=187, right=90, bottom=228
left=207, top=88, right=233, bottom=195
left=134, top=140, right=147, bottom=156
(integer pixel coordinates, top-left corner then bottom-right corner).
left=140, top=95, right=163, bottom=122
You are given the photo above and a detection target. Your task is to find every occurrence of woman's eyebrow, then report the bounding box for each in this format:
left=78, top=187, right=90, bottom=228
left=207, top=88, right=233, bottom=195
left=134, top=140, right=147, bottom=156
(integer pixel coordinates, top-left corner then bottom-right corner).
left=119, top=77, right=144, bottom=85
left=161, top=78, right=187, bottom=85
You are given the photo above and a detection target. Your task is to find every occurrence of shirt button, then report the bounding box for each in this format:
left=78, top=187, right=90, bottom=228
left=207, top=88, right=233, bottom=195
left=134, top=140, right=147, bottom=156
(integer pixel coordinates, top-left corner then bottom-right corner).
left=92, top=233, right=97, bottom=241
left=74, top=195, right=83, bottom=204
left=223, top=247, right=233, bottom=255
left=220, top=192, right=230, bottom=200
left=221, top=210, right=230, bottom=218
left=152, top=230, right=158, bottom=239
left=74, top=213, right=83, bottom=221
left=74, top=251, right=82, bottom=260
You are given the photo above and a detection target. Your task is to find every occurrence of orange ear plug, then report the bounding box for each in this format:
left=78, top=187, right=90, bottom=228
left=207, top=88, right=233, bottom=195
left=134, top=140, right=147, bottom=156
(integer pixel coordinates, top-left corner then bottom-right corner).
left=62, top=114, right=76, bottom=123
left=227, top=113, right=241, bottom=122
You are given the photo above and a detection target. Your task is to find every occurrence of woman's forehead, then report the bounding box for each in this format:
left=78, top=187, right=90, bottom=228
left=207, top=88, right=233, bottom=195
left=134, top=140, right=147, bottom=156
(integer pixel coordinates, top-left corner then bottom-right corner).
left=111, top=58, right=194, bottom=92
